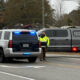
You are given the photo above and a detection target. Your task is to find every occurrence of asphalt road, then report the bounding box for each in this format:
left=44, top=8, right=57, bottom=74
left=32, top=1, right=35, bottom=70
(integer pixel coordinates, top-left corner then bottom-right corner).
left=0, top=55, right=80, bottom=80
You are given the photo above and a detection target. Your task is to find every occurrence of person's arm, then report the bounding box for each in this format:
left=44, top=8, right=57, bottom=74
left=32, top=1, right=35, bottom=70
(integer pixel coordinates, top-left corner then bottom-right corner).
left=47, top=37, right=50, bottom=47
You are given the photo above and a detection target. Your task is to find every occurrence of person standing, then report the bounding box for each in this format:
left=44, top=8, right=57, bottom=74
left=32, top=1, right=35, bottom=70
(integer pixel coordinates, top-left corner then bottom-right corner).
left=39, top=32, right=49, bottom=61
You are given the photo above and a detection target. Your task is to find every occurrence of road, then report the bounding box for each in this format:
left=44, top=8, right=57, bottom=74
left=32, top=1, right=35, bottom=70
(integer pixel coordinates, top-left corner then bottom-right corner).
left=0, top=54, right=80, bottom=80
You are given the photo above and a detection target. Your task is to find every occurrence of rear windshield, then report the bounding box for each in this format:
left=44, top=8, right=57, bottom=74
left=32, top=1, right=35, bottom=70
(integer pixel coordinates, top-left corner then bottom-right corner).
left=12, top=31, right=38, bottom=42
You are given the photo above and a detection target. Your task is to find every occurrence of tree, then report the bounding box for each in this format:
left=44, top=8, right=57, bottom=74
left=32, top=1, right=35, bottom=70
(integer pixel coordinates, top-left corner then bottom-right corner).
left=0, top=0, right=5, bottom=28
left=3, top=0, right=54, bottom=28
left=69, top=9, right=80, bottom=26
left=55, top=2, right=80, bottom=27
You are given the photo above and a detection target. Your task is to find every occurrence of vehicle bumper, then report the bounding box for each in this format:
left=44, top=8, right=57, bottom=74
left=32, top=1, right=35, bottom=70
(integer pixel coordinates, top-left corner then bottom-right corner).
left=4, top=48, right=42, bottom=57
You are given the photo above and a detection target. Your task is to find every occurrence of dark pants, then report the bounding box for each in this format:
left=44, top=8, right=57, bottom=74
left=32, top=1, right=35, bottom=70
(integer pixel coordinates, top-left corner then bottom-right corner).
left=40, top=47, right=47, bottom=61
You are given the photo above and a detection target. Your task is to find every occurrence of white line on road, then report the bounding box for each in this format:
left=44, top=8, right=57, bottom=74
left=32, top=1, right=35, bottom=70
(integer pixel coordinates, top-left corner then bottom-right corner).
left=25, top=66, right=45, bottom=68
left=0, top=71, right=35, bottom=80
left=0, top=65, right=45, bottom=69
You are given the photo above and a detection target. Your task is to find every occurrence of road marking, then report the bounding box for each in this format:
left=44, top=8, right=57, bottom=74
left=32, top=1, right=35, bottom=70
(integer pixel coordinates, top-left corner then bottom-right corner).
left=0, top=65, right=45, bottom=69
left=71, top=58, right=80, bottom=61
left=0, top=71, right=35, bottom=80
left=24, top=66, right=45, bottom=68
left=46, top=62, right=80, bottom=69
left=57, top=64, right=80, bottom=69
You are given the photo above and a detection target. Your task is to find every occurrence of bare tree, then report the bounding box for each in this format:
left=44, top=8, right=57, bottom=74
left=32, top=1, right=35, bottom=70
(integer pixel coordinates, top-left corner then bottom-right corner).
left=52, top=0, right=65, bottom=27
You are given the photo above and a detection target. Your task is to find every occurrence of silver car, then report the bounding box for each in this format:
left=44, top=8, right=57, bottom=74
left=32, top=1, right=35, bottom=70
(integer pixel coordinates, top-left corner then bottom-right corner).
left=37, top=28, right=80, bottom=52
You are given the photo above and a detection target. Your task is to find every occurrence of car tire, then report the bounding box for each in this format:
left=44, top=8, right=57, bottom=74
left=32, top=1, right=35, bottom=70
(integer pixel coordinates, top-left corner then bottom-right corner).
left=6, top=58, right=13, bottom=63
left=0, top=49, right=5, bottom=63
left=28, top=57, right=37, bottom=63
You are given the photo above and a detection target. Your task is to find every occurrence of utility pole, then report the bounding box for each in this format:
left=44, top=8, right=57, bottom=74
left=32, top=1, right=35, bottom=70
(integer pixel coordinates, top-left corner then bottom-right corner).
left=42, top=0, right=45, bottom=28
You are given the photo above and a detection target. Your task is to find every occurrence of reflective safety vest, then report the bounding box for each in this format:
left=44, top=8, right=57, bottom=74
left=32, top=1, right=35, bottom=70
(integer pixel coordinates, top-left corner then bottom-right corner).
left=39, top=36, right=50, bottom=47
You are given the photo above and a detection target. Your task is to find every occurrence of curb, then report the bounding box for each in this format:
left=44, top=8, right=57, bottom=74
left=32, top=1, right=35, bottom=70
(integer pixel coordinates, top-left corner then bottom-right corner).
left=46, top=54, right=80, bottom=58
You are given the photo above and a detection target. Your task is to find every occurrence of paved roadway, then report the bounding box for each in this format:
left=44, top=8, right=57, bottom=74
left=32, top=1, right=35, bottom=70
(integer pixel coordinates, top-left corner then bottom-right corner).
left=0, top=54, right=80, bottom=80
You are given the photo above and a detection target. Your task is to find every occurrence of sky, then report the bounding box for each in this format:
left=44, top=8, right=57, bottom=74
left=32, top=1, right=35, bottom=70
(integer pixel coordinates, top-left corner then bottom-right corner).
left=63, top=1, right=79, bottom=13
left=49, top=0, right=80, bottom=14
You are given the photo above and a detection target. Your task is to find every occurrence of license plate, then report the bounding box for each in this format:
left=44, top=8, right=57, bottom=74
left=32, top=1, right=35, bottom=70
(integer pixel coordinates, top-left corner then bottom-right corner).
left=24, top=52, right=31, bottom=55
left=23, top=44, right=29, bottom=47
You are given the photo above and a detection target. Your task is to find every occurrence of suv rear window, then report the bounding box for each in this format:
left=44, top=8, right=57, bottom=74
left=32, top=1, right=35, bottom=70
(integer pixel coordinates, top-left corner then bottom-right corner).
left=12, top=31, right=38, bottom=42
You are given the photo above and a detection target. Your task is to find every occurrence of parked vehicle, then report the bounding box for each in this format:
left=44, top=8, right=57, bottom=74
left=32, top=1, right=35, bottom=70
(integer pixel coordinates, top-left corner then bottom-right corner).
left=0, top=29, right=41, bottom=63
left=37, top=28, right=80, bottom=52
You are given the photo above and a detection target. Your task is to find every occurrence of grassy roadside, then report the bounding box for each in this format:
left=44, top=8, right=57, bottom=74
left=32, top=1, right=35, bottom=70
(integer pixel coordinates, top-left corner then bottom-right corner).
left=47, top=52, right=80, bottom=55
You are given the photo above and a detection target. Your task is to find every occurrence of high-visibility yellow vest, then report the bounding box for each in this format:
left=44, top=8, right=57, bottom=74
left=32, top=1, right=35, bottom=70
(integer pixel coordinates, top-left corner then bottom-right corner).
left=39, top=36, right=50, bottom=46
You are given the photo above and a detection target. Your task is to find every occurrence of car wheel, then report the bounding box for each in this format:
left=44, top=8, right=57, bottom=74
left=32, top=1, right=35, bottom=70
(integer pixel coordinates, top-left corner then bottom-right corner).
left=0, top=49, right=5, bottom=63
left=6, top=58, right=13, bottom=62
left=28, top=57, right=37, bottom=63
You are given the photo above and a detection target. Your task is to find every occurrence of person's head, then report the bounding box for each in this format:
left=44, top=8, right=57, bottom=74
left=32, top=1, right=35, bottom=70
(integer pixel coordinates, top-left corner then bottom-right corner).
left=42, top=32, right=46, bottom=36
left=40, top=32, right=46, bottom=38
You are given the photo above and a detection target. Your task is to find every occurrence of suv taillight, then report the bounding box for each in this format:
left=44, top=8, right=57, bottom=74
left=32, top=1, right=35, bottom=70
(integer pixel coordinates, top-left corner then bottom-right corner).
left=8, top=40, right=12, bottom=48
left=39, top=40, right=41, bottom=48
left=72, top=46, right=78, bottom=52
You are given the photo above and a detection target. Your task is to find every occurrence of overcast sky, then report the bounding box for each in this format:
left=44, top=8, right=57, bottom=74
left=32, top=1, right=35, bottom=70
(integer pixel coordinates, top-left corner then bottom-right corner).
left=49, top=0, right=80, bottom=14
